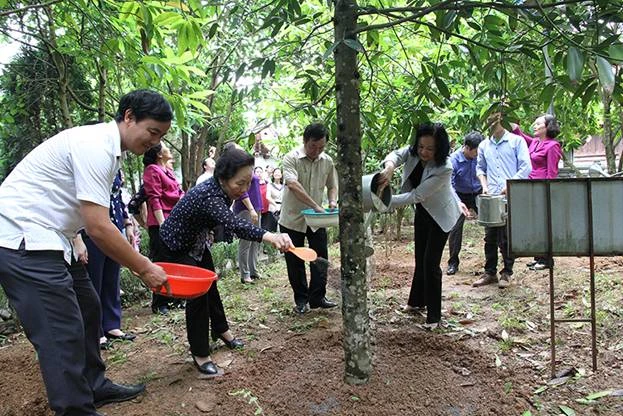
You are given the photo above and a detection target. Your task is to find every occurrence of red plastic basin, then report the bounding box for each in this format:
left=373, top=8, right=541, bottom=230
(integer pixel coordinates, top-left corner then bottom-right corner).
left=152, top=262, right=218, bottom=299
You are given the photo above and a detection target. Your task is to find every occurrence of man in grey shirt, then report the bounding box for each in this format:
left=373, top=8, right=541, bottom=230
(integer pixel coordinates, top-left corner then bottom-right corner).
left=279, top=122, right=339, bottom=314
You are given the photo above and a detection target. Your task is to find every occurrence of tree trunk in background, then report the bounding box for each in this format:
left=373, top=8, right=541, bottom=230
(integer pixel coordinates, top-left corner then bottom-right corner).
left=601, top=92, right=615, bottom=173
left=96, top=61, right=107, bottom=122
left=334, top=0, right=371, bottom=385
left=43, top=7, right=72, bottom=129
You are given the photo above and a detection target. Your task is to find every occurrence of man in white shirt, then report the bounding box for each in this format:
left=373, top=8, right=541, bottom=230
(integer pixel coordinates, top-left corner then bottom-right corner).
left=0, top=90, right=172, bottom=416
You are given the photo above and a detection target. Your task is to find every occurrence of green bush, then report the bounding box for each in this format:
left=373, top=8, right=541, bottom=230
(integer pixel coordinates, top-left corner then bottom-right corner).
left=138, top=226, right=150, bottom=256
left=0, top=287, right=9, bottom=310
left=210, top=240, right=239, bottom=279
left=119, top=267, right=150, bottom=306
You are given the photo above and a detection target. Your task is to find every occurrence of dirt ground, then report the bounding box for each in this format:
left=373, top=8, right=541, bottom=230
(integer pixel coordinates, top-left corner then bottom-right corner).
left=1, top=219, right=622, bottom=415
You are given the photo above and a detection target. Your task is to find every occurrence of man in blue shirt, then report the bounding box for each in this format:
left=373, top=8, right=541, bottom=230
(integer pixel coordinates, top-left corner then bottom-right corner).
left=473, top=110, right=531, bottom=289
left=446, top=131, right=484, bottom=275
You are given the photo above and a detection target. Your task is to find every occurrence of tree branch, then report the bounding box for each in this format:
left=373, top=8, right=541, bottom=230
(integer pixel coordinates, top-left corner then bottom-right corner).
left=0, top=0, right=64, bottom=18
left=357, top=0, right=589, bottom=17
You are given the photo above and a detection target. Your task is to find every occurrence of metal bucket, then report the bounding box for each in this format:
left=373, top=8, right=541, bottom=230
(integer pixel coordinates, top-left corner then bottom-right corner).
left=362, top=172, right=392, bottom=212
left=477, top=194, right=507, bottom=227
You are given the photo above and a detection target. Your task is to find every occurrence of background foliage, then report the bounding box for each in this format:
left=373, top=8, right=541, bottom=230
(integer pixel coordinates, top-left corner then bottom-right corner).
left=0, top=0, right=621, bottom=182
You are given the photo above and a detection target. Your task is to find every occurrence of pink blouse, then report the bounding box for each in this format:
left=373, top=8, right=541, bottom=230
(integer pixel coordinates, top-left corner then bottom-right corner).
left=142, top=164, right=184, bottom=227
left=512, top=126, right=562, bottom=179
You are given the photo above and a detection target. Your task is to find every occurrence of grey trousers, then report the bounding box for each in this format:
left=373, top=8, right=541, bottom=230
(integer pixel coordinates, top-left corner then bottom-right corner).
left=237, top=210, right=261, bottom=278
left=0, top=244, right=108, bottom=416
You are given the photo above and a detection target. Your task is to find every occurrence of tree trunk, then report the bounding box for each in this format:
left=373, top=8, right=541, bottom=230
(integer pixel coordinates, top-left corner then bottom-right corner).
left=334, top=0, right=371, bottom=385
left=601, top=91, right=615, bottom=173
left=96, top=60, right=107, bottom=122
left=43, top=7, right=72, bottom=129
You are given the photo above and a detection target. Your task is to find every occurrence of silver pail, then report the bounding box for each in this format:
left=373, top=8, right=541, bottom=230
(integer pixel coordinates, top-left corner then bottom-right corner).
left=476, top=194, right=507, bottom=227
left=362, top=172, right=392, bottom=212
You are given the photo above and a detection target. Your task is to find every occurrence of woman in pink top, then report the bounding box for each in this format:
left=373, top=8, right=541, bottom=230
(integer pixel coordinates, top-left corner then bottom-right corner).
left=512, top=114, right=562, bottom=270
left=143, top=143, right=185, bottom=314
left=512, top=114, right=562, bottom=179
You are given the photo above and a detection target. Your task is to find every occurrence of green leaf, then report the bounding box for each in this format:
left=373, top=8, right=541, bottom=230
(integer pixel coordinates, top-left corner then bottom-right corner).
left=366, top=30, right=379, bottom=48
left=539, top=83, right=556, bottom=107
left=343, top=38, right=365, bottom=53
left=581, top=83, right=598, bottom=108
left=533, top=385, right=548, bottom=394
left=187, top=90, right=215, bottom=99
left=585, top=390, right=612, bottom=400
left=322, top=41, right=340, bottom=61
left=208, top=22, right=218, bottom=39
left=521, top=412, right=532, bottom=416
left=609, top=43, right=623, bottom=63
left=235, top=63, right=246, bottom=80
left=435, top=77, right=451, bottom=99
left=596, top=56, right=615, bottom=92
left=484, top=15, right=506, bottom=30
left=188, top=99, right=211, bottom=114
left=177, top=24, right=189, bottom=53
left=566, top=47, right=584, bottom=82
left=262, top=59, right=276, bottom=79
left=154, top=11, right=183, bottom=26
left=559, top=405, right=576, bottom=416
left=441, top=10, right=457, bottom=30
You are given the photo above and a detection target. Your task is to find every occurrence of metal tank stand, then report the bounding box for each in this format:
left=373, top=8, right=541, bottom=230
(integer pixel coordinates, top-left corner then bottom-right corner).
left=545, top=180, right=597, bottom=378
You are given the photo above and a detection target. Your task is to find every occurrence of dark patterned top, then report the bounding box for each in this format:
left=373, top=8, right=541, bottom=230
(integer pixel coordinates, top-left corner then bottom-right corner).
left=159, top=177, right=266, bottom=254
left=109, top=170, right=128, bottom=231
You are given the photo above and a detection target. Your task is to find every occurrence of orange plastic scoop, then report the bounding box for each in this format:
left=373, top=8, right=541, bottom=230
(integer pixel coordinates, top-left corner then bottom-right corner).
left=288, top=247, right=317, bottom=262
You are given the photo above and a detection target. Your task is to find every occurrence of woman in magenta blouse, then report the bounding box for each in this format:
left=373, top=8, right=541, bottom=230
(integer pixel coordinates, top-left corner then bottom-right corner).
left=512, top=115, right=562, bottom=180
left=143, top=143, right=185, bottom=314
left=512, top=114, right=562, bottom=270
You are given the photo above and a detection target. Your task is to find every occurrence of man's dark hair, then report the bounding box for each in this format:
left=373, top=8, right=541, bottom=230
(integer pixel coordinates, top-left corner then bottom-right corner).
left=464, top=131, right=484, bottom=149
left=215, top=148, right=255, bottom=181
left=142, top=144, right=163, bottom=167
left=409, top=122, right=451, bottom=167
left=303, top=122, right=328, bottom=143
left=542, top=114, right=561, bottom=139
left=114, top=89, right=173, bottom=123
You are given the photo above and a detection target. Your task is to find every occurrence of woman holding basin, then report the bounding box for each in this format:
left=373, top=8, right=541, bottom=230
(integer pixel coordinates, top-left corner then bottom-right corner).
left=154, top=146, right=293, bottom=375
left=377, top=122, right=468, bottom=328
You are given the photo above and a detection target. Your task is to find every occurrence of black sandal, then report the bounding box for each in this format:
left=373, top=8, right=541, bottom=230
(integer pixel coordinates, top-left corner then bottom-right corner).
left=192, top=356, right=219, bottom=375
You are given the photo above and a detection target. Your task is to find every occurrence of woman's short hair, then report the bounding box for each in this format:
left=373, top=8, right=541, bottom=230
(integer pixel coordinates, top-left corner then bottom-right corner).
left=214, top=148, right=255, bottom=181
left=542, top=114, right=561, bottom=139
left=409, top=122, right=451, bottom=166
left=142, top=144, right=163, bottom=166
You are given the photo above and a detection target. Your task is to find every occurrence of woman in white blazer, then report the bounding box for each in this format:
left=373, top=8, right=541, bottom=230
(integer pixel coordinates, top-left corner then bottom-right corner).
left=378, top=122, right=466, bottom=328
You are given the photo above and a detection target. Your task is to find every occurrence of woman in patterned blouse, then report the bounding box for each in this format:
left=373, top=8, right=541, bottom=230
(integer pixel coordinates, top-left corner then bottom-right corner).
left=155, top=147, right=292, bottom=376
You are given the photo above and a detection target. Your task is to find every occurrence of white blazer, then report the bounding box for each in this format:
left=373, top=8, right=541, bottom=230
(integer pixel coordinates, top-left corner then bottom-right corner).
left=383, top=146, right=461, bottom=232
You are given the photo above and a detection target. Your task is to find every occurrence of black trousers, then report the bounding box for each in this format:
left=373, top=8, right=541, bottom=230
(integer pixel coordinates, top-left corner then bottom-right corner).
left=484, top=225, right=515, bottom=275
left=279, top=224, right=328, bottom=306
left=153, top=240, right=228, bottom=357
left=447, top=191, right=480, bottom=268
left=0, top=245, right=108, bottom=416
left=408, top=205, right=449, bottom=324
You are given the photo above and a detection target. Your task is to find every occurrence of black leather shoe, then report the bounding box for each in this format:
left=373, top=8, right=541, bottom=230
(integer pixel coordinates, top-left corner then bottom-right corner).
left=446, top=264, right=458, bottom=275
left=293, top=303, right=310, bottom=314
left=310, top=298, right=337, bottom=309
left=106, top=332, right=136, bottom=341
left=93, top=382, right=145, bottom=408
left=192, top=356, right=219, bottom=375
left=211, top=331, right=245, bottom=349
